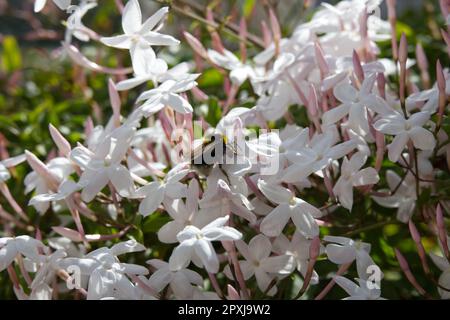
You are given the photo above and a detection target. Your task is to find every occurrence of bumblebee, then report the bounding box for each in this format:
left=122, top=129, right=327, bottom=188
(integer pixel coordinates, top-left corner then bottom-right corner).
left=190, top=133, right=238, bottom=177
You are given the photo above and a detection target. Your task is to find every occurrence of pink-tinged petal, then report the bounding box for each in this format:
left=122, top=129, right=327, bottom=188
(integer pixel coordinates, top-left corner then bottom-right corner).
left=360, top=73, right=376, bottom=95
left=334, top=276, right=359, bottom=296
left=81, top=170, right=109, bottom=202
left=397, top=200, right=416, bottom=223
left=334, top=82, right=358, bottom=103
left=111, top=239, right=145, bottom=255
left=122, top=0, right=142, bottom=34
left=328, top=140, right=356, bottom=160
left=1, top=154, right=26, bottom=168
left=408, top=111, right=430, bottom=127
left=322, top=103, right=350, bottom=126
left=116, top=76, right=152, bottom=91
left=100, top=35, right=132, bottom=49
left=352, top=168, right=379, bottom=187
left=203, top=215, right=229, bottom=229
left=108, top=165, right=134, bottom=198
left=261, top=255, right=295, bottom=274
left=203, top=226, right=242, bottom=241
left=235, top=240, right=253, bottom=263
left=409, top=127, right=436, bottom=151
left=429, top=253, right=450, bottom=272
left=291, top=208, right=319, bottom=238
left=326, top=244, right=356, bottom=264
left=373, top=114, right=405, bottom=135
left=143, top=33, right=180, bottom=46
left=348, top=103, right=370, bottom=136
left=0, top=246, right=17, bottom=272
left=361, top=94, right=394, bottom=115
left=387, top=133, right=409, bottom=162
left=257, top=179, right=292, bottom=204
left=130, top=44, right=156, bottom=75
left=254, top=268, right=276, bottom=295
left=170, top=273, right=195, bottom=299
left=158, top=221, right=186, bottom=244
left=169, top=240, right=195, bottom=271
left=163, top=93, right=193, bottom=114
left=53, top=0, right=71, bottom=10
left=248, top=234, right=272, bottom=261
left=122, top=263, right=149, bottom=276
left=165, top=182, right=187, bottom=199
left=138, top=185, right=165, bottom=216
left=140, top=7, right=169, bottom=33
left=333, top=178, right=354, bottom=211
left=348, top=152, right=367, bottom=172
left=194, top=239, right=219, bottom=273
left=260, top=204, right=291, bottom=237
left=86, top=269, right=108, bottom=300
left=34, top=0, right=47, bottom=12
left=148, top=268, right=171, bottom=292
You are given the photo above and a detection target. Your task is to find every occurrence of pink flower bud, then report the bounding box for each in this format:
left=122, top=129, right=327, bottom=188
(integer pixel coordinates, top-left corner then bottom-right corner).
left=183, top=31, right=208, bottom=59
left=352, top=50, right=364, bottom=83
left=315, top=42, right=329, bottom=78
left=436, top=204, right=449, bottom=257
left=269, top=8, right=281, bottom=45
left=440, top=0, right=449, bottom=18
left=49, top=124, right=71, bottom=157
left=108, top=79, right=121, bottom=128
left=52, top=226, right=83, bottom=242
left=395, top=248, right=427, bottom=296
left=415, top=43, right=428, bottom=71
left=387, top=0, right=396, bottom=19
left=307, top=84, right=319, bottom=117
left=441, top=29, right=450, bottom=57
left=436, top=60, right=446, bottom=93
left=399, top=33, right=408, bottom=64
left=227, top=285, right=241, bottom=300
left=408, top=220, right=421, bottom=243
left=25, top=150, right=58, bottom=191
left=239, top=17, right=248, bottom=62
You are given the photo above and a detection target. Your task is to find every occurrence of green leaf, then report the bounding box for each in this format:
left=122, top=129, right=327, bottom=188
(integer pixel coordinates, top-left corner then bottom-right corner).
left=198, top=69, right=223, bottom=88
left=242, top=0, right=256, bottom=19
left=1, top=36, right=22, bottom=73
left=142, top=213, right=171, bottom=233
left=205, top=97, right=222, bottom=127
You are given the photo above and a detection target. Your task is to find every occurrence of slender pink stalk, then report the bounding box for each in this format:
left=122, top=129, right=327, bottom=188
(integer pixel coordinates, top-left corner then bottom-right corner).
left=436, top=60, right=447, bottom=131
left=408, top=221, right=430, bottom=274
left=436, top=204, right=450, bottom=259
left=315, top=263, right=352, bottom=300
left=239, top=17, right=248, bottom=62
left=375, top=131, right=385, bottom=172
left=269, top=8, right=281, bottom=56
left=387, top=0, right=398, bottom=61
left=108, top=79, right=121, bottom=128
left=377, top=73, right=386, bottom=99
left=415, top=43, right=430, bottom=89
left=441, top=29, right=450, bottom=58
left=398, top=33, right=408, bottom=109
left=395, top=249, right=427, bottom=296
left=0, top=183, right=29, bottom=222
left=261, top=21, right=272, bottom=48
